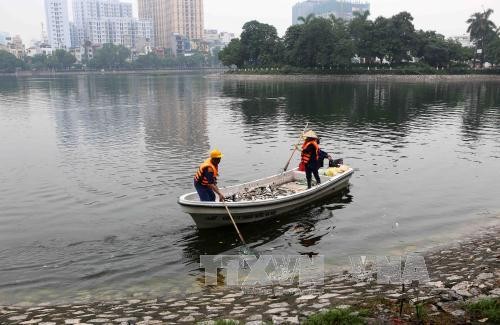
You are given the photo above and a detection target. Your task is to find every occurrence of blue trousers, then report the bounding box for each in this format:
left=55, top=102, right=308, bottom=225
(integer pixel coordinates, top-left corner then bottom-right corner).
left=194, top=181, right=216, bottom=201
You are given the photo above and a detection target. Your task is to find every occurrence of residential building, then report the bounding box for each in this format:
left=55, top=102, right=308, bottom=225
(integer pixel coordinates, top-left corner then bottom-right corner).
left=202, top=29, right=236, bottom=56
left=44, top=0, right=72, bottom=48
left=171, top=33, right=191, bottom=56
left=292, top=0, right=370, bottom=24
left=69, top=47, right=84, bottom=62
left=219, top=32, right=236, bottom=46
left=7, top=35, right=26, bottom=58
left=204, top=30, right=235, bottom=46
left=204, top=29, right=219, bottom=43
left=138, top=0, right=204, bottom=54
left=26, top=43, right=55, bottom=57
left=72, top=0, right=152, bottom=48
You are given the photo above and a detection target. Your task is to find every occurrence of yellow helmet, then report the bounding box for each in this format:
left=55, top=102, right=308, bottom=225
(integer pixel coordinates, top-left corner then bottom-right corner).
left=210, top=149, right=223, bottom=159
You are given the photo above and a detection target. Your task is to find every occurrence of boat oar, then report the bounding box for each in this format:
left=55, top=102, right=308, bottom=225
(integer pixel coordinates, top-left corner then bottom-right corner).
left=283, top=122, right=309, bottom=172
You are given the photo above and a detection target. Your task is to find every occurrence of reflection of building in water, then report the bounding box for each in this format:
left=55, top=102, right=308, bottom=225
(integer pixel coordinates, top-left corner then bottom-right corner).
left=52, top=75, right=144, bottom=148
left=51, top=75, right=210, bottom=157
left=50, top=75, right=211, bottom=193
left=140, top=76, right=210, bottom=157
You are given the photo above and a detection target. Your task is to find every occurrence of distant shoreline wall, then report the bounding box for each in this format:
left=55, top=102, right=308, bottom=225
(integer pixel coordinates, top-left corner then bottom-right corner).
left=219, top=74, right=500, bottom=83
left=0, top=68, right=227, bottom=77
left=3, top=71, right=500, bottom=82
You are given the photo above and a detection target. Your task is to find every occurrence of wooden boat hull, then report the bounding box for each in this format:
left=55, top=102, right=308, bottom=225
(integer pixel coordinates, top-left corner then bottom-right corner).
left=178, top=168, right=354, bottom=229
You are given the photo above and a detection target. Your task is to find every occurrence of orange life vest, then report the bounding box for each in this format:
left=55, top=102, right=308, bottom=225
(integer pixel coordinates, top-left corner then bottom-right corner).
left=194, top=158, right=219, bottom=186
left=301, top=140, right=320, bottom=165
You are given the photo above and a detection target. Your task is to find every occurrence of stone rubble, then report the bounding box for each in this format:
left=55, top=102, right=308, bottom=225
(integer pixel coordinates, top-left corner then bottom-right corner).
left=0, top=227, right=498, bottom=324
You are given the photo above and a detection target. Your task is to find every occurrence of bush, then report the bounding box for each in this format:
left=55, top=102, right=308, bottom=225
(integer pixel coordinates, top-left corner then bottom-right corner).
left=465, top=298, right=500, bottom=324
left=303, top=308, right=367, bottom=325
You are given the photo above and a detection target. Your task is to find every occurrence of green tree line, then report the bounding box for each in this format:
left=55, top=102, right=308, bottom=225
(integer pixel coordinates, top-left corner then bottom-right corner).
left=219, top=9, right=500, bottom=69
left=0, top=49, right=77, bottom=73
left=0, top=43, right=220, bottom=73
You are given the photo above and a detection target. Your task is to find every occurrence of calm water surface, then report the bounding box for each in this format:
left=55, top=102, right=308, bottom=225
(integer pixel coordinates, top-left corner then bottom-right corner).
left=0, top=74, right=499, bottom=304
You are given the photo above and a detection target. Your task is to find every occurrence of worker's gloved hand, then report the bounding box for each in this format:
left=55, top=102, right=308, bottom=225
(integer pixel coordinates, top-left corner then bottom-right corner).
left=219, top=197, right=225, bottom=202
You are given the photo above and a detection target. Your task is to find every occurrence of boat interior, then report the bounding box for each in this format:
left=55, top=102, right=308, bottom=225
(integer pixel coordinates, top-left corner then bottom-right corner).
left=183, top=169, right=337, bottom=202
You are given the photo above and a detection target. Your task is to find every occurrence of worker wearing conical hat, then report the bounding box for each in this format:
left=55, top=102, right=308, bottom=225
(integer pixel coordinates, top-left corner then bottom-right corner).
left=194, top=149, right=225, bottom=202
left=300, top=130, right=322, bottom=189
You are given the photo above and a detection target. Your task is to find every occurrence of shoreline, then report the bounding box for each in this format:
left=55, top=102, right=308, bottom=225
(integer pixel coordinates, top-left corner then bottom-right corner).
left=0, top=68, right=226, bottom=77
left=1, top=225, right=498, bottom=324
left=2, top=71, right=500, bottom=82
left=219, top=73, right=500, bottom=83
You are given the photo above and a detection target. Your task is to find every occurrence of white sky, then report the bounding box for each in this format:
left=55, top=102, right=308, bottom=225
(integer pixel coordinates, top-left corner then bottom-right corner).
left=0, top=0, right=499, bottom=43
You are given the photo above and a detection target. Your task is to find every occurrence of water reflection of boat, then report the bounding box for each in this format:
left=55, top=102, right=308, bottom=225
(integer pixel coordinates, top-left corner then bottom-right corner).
left=178, top=168, right=354, bottom=229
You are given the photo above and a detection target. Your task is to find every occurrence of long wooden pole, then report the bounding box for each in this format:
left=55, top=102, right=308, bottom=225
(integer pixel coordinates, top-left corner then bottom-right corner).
left=283, top=122, right=309, bottom=172
left=223, top=201, right=246, bottom=245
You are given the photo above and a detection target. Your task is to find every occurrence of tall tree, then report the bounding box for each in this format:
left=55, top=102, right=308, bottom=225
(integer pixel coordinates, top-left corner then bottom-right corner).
left=218, top=39, right=244, bottom=68
left=371, top=16, right=390, bottom=63
left=485, top=33, right=500, bottom=65
left=349, top=10, right=374, bottom=63
left=330, top=16, right=355, bottom=66
left=90, top=44, right=131, bottom=70
left=283, top=24, right=305, bottom=66
left=386, top=12, right=417, bottom=63
left=240, top=20, right=281, bottom=67
left=294, top=17, right=334, bottom=67
left=467, top=9, right=497, bottom=66
left=45, top=50, right=76, bottom=70
left=0, top=50, right=24, bottom=72
left=414, top=31, right=450, bottom=67
left=30, top=54, right=49, bottom=70
left=297, top=13, right=315, bottom=25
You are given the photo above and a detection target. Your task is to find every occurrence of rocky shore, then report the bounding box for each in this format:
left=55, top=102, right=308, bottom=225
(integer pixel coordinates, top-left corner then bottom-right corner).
left=1, top=226, right=498, bottom=325
left=220, top=73, right=500, bottom=83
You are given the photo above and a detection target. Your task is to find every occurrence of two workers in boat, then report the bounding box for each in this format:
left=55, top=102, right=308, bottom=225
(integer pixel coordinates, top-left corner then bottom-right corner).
left=194, top=130, right=337, bottom=201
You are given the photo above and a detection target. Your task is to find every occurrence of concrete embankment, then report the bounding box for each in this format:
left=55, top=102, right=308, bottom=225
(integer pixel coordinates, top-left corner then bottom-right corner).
left=0, top=68, right=226, bottom=77
left=0, top=225, right=498, bottom=324
left=219, top=73, right=500, bottom=83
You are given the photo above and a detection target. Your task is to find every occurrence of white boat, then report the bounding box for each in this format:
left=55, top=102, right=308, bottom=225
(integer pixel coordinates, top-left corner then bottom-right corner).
left=178, top=167, right=354, bottom=229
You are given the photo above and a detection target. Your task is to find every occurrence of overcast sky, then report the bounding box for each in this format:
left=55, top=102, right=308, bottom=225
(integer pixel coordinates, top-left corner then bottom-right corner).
left=1, top=0, right=499, bottom=43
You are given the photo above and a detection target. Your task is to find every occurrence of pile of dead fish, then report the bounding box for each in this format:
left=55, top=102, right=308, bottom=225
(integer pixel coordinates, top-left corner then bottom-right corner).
left=225, top=184, right=297, bottom=202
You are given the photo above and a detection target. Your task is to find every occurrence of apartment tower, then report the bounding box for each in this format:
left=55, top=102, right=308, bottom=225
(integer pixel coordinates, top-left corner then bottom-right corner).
left=138, top=0, right=204, bottom=52
left=44, top=0, right=72, bottom=48
left=72, top=0, right=152, bottom=48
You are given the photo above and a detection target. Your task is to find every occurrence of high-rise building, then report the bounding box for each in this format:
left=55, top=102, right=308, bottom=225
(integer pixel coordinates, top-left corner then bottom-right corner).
left=69, top=23, right=79, bottom=48
left=292, top=0, right=370, bottom=25
left=138, top=0, right=204, bottom=54
left=73, top=0, right=152, bottom=48
left=44, top=0, right=72, bottom=49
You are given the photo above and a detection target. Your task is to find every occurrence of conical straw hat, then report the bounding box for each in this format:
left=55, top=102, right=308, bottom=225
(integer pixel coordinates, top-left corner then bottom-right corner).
left=303, top=130, right=318, bottom=139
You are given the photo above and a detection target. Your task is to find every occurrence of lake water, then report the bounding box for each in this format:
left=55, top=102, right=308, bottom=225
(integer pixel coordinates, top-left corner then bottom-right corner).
left=0, top=74, right=499, bottom=305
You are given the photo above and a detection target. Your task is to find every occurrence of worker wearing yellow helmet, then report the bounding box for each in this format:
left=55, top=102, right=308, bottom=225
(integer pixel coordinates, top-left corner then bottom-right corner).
left=194, top=149, right=225, bottom=202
